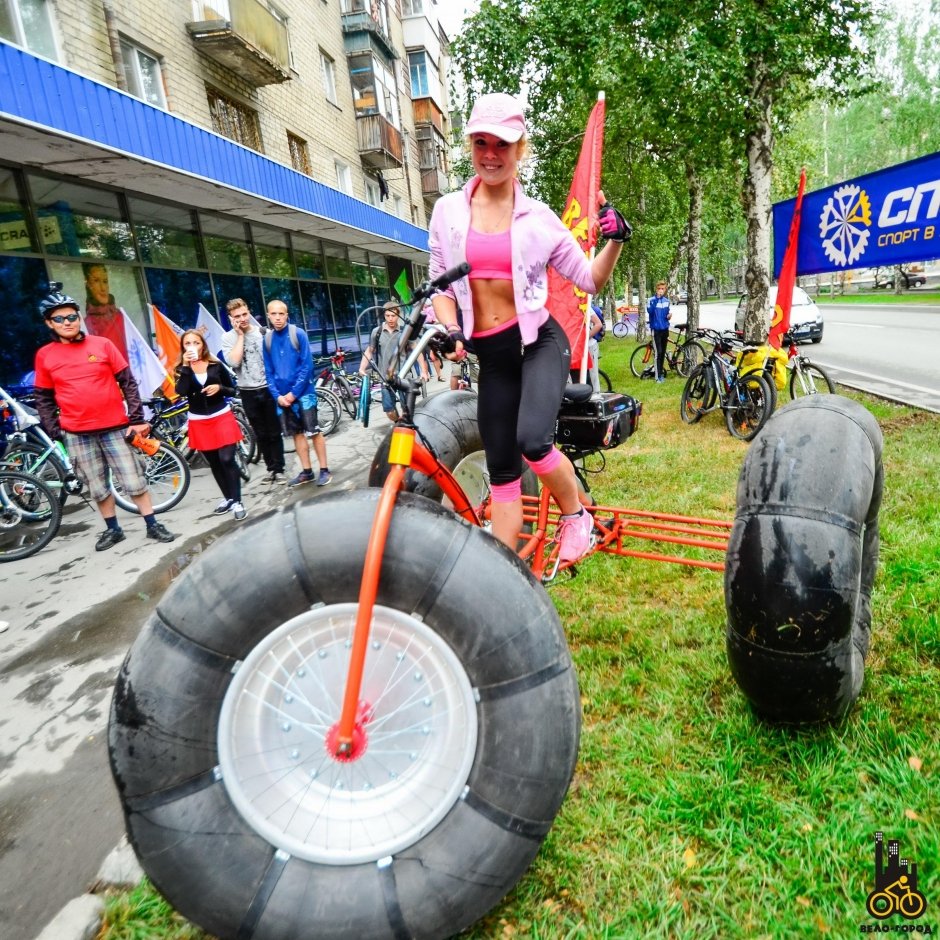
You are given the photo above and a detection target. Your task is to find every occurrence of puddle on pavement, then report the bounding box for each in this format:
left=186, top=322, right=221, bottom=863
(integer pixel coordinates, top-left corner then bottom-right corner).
left=0, top=530, right=222, bottom=676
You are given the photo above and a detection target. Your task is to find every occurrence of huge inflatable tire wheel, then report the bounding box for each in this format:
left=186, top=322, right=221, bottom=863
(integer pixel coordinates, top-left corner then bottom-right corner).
left=109, top=490, right=580, bottom=940
left=724, top=396, right=883, bottom=722
left=369, top=390, right=539, bottom=510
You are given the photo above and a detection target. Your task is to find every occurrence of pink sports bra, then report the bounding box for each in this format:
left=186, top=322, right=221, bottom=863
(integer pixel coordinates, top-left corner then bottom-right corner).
left=466, top=226, right=512, bottom=281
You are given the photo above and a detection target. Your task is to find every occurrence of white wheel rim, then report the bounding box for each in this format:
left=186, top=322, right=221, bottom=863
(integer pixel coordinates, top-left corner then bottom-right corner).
left=445, top=450, right=490, bottom=511
left=218, top=603, right=478, bottom=864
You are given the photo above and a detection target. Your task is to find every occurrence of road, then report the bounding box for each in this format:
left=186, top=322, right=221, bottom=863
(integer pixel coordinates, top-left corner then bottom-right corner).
left=690, top=300, right=940, bottom=413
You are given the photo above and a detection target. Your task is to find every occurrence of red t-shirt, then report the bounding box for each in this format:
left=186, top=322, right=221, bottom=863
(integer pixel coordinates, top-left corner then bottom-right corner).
left=34, top=335, right=131, bottom=433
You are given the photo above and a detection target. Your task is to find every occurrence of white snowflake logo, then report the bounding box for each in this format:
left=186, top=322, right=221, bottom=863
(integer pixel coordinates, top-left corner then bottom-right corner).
left=819, top=184, right=872, bottom=267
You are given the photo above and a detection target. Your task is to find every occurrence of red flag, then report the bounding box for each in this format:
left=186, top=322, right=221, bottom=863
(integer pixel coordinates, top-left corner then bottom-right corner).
left=151, top=305, right=183, bottom=397
left=768, top=168, right=806, bottom=350
left=547, top=94, right=605, bottom=372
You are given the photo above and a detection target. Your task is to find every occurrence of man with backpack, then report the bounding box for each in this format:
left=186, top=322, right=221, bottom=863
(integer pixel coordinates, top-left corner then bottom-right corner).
left=358, top=301, right=406, bottom=423
left=261, top=299, right=331, bottom=488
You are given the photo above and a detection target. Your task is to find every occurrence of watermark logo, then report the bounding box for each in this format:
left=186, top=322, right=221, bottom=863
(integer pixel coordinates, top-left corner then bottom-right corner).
left=819, top=183, right=872, bottom=267
left=866, top=832, right=927, bottom=921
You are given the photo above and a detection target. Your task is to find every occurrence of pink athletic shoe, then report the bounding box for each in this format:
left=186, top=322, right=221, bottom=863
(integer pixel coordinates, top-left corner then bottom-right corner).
left=556, top=508, right=593, bottom=563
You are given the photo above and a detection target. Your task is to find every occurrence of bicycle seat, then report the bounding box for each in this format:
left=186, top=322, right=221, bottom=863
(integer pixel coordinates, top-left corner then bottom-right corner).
left=562, top=383, right=594, bottom=404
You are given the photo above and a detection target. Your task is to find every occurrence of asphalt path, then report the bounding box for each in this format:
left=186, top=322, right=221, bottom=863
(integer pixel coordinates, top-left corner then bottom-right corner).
left=0, top=405, right=401, bottom=940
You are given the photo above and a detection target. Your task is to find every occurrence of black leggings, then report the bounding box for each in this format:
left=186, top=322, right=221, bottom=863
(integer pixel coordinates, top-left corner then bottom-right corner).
left=473, top=317, right=570, bottom=487
left=203, top=444, right=241, bottom=502
left=652, top=328, right=669, bottom=377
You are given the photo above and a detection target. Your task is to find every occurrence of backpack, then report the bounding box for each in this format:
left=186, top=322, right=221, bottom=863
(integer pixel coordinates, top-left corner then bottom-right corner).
left=263, top=324, right=300, bottom=353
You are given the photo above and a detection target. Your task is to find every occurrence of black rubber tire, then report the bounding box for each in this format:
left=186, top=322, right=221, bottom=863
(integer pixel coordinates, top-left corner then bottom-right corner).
left=315, top=388, right=342, bottom=435
left=110, top=441, right=191, bottom=514
left=789, top=361, right=836, bottom=399
left=676, top=340, right=706, bottom=377
left=596, top=369, right=613, bottom=392
left=0, top=440, right=69, bottom=505
left=724, top=396, right=883, bottom=723
left=629, top=342, right=653, bottom=378
left=234, top=445, right=251, bottom=483
left=234, top=411, right=258, bottom=464
left=679, top=364, right=713, bottom=424
left=109, top=491, right=581, bottom=940
left=724, top=373, right=773, bottom=441
left=0, top=469, right=62, bottom=561
left=738, top=365, right=778, bottom=414
left=335, top=374, right=359, bottom=418
left=611, top=320, right=629, bottom=339
left=368, top=390, right=539, bottom=505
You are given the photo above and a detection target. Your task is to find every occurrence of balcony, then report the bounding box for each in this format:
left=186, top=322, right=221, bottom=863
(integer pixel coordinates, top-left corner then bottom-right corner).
left=356, top=113, right=403, bottom=169
left=187, top=0, right=291, bottom=87
left=341, top=10, right=396, bottom=60
left=413, top=97, right=445, bottom=136
left=421, top=167, right=448, bottom=197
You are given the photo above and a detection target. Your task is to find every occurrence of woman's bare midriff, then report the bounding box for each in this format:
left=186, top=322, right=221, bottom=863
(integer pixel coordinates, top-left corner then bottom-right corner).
left=470, top=278, right=517, bottom=331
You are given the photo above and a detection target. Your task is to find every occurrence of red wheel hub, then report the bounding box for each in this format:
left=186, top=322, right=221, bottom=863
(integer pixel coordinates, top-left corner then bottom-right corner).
left=325, top=700, right=373, bottom=762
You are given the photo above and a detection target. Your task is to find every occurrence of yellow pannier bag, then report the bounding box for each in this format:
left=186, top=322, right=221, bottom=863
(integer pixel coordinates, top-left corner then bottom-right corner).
left=738, top=344, right=788, bottom=390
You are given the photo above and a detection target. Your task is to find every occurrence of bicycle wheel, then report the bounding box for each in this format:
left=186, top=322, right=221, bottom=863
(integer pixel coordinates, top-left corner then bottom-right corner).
left=629, top=342, right=653, bottom=378
left=334, top=374, right=360, bottom=418
left=234, top=410, right=258, bottom=464
left=315, top=388, right=342, bottom=435
left=680, top=365, right=714, bottom=424
left=596, top=369, right=613, bottom=392
left=109, top=491, right=580, bottom=940
left=725, top=373, right=772, bottom=441
left=0, top=469, right=62, bottom=562
left=676, top=340, right=706, bottom=377
left=111, top=441, right=191, bottom=514
left=789, top=361, right=836, bottom=399
left=234, top=444, right=251, bottom=484
left=611, top=320, right=629, bottom=339
left=0, top=440, right=68, bottom=505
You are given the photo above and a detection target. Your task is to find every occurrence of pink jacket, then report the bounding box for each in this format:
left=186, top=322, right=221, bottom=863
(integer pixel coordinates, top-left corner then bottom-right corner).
left=428, top=177, right=598, bottom=344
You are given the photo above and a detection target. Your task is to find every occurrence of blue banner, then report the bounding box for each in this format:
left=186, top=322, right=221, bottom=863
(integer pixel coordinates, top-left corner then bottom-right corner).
left=773, top=150, right=940, bottom=277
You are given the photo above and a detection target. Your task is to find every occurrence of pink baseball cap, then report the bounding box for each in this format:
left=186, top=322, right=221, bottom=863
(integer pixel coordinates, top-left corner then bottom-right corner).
left=465, top=93, right=527, bottom=143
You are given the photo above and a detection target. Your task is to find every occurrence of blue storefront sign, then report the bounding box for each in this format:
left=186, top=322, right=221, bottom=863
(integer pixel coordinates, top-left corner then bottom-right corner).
left=773, top=150, right=940, bottom=277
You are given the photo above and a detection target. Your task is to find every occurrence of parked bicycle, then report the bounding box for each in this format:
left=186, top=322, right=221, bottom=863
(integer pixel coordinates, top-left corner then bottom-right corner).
left=315, top=348, right=362, bottom=419
left=0, top=468, right=62, bottom=562
left=679, top=330, right=774, bottom=440
left=611, top=307, right=638, bottom=338
left=629, top=323, right=706, bottom=378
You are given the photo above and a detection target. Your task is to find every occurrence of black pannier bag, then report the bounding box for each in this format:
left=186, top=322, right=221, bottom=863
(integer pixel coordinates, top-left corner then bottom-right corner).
left=556, top=391, right=642, bottom=450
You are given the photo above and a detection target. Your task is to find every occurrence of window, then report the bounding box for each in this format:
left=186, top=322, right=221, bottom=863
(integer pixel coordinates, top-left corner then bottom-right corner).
left=402, top=0, right=423, bottom=17
left=120, top=39, right=167, bottom=108
left=349, top=52, right=400, bottom=127
left=408, top=51, right=429, bottom=97
left=321, top=51, right=337, bottom=105
left=206, top=87, right=263, bottom=152
left=334, top=161, right=352, bottom=195
left=129, top=198, right=201, bottom=268
left=0, top=0, right=58, bottom=60
left=287, top=132, right=311, bottom=175
left=364, top=178, right=380, bottom=207
left=393, top=195, right=403, bottom=218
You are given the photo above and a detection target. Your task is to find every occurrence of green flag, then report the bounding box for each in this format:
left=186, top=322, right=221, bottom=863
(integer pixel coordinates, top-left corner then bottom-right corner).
left=393, top=269, right=412, bottom=303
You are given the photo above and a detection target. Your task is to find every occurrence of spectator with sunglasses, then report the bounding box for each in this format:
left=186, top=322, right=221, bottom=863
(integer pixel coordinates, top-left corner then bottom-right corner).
left=32, top=287, right=177, bottom=552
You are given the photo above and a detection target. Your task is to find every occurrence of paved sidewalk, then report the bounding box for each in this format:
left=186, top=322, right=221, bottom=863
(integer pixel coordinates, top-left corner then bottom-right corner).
left=0, top=410, right=399, bottom=940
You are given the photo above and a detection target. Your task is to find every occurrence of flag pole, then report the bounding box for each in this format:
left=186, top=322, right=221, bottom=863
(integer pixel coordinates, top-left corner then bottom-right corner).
left=579, top=90, right=604, bottom=385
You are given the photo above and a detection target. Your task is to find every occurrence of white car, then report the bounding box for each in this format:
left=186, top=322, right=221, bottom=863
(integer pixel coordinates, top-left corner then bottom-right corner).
left=735, top=286, right=823, bottom=344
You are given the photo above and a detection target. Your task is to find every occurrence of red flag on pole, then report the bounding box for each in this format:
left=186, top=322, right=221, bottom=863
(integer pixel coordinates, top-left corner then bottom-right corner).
left=547, top=93, right=605, bottom=374
left=768, top=167, right=806, bottom=350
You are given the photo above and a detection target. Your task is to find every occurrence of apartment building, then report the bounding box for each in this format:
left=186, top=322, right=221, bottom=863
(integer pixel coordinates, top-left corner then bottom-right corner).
left=0, top=0, right=455, bottom=388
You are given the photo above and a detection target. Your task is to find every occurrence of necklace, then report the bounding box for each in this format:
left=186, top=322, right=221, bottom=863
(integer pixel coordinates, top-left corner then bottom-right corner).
left=473, top=197, right=513, bottom=234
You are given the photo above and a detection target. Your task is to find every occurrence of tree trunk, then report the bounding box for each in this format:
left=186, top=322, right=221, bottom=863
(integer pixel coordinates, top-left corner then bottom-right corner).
left=667, top=223, right=689, bottom=299
left=741, top=60, right=774, bottom=343
left=893, top=264, right=903, bottom=296
left=685, top=161, right=703, bottom=334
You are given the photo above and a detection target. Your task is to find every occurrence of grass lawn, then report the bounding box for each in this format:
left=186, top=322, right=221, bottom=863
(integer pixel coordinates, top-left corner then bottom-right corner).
left=805, top=291, right=940, bottom=305
left=98, top=340, right=939, bottom=940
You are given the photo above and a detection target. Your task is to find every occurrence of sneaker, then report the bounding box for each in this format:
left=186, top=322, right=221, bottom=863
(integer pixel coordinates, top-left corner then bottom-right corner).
left=288, top=470, right=314, bottom=487
left=146, top=522, right=177, bottom=543
left=656, top=376, right=666, bottom=384
left=271, top=472, right=287, bottom=485
left=213, top=498, right=233, bottom=515
left=95, top=528, right=126, bottom=552
left=231, top=501, right=247, bottom=521
left=556, top=509, right=594, bottom=563
left=317, top=469, right=333, bottom=487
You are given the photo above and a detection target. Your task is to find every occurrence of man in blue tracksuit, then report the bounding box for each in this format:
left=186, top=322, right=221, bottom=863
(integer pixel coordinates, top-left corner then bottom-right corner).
left=646, top=280, right=672, bottom=382
left=262, top=299, right=332, bottom=487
